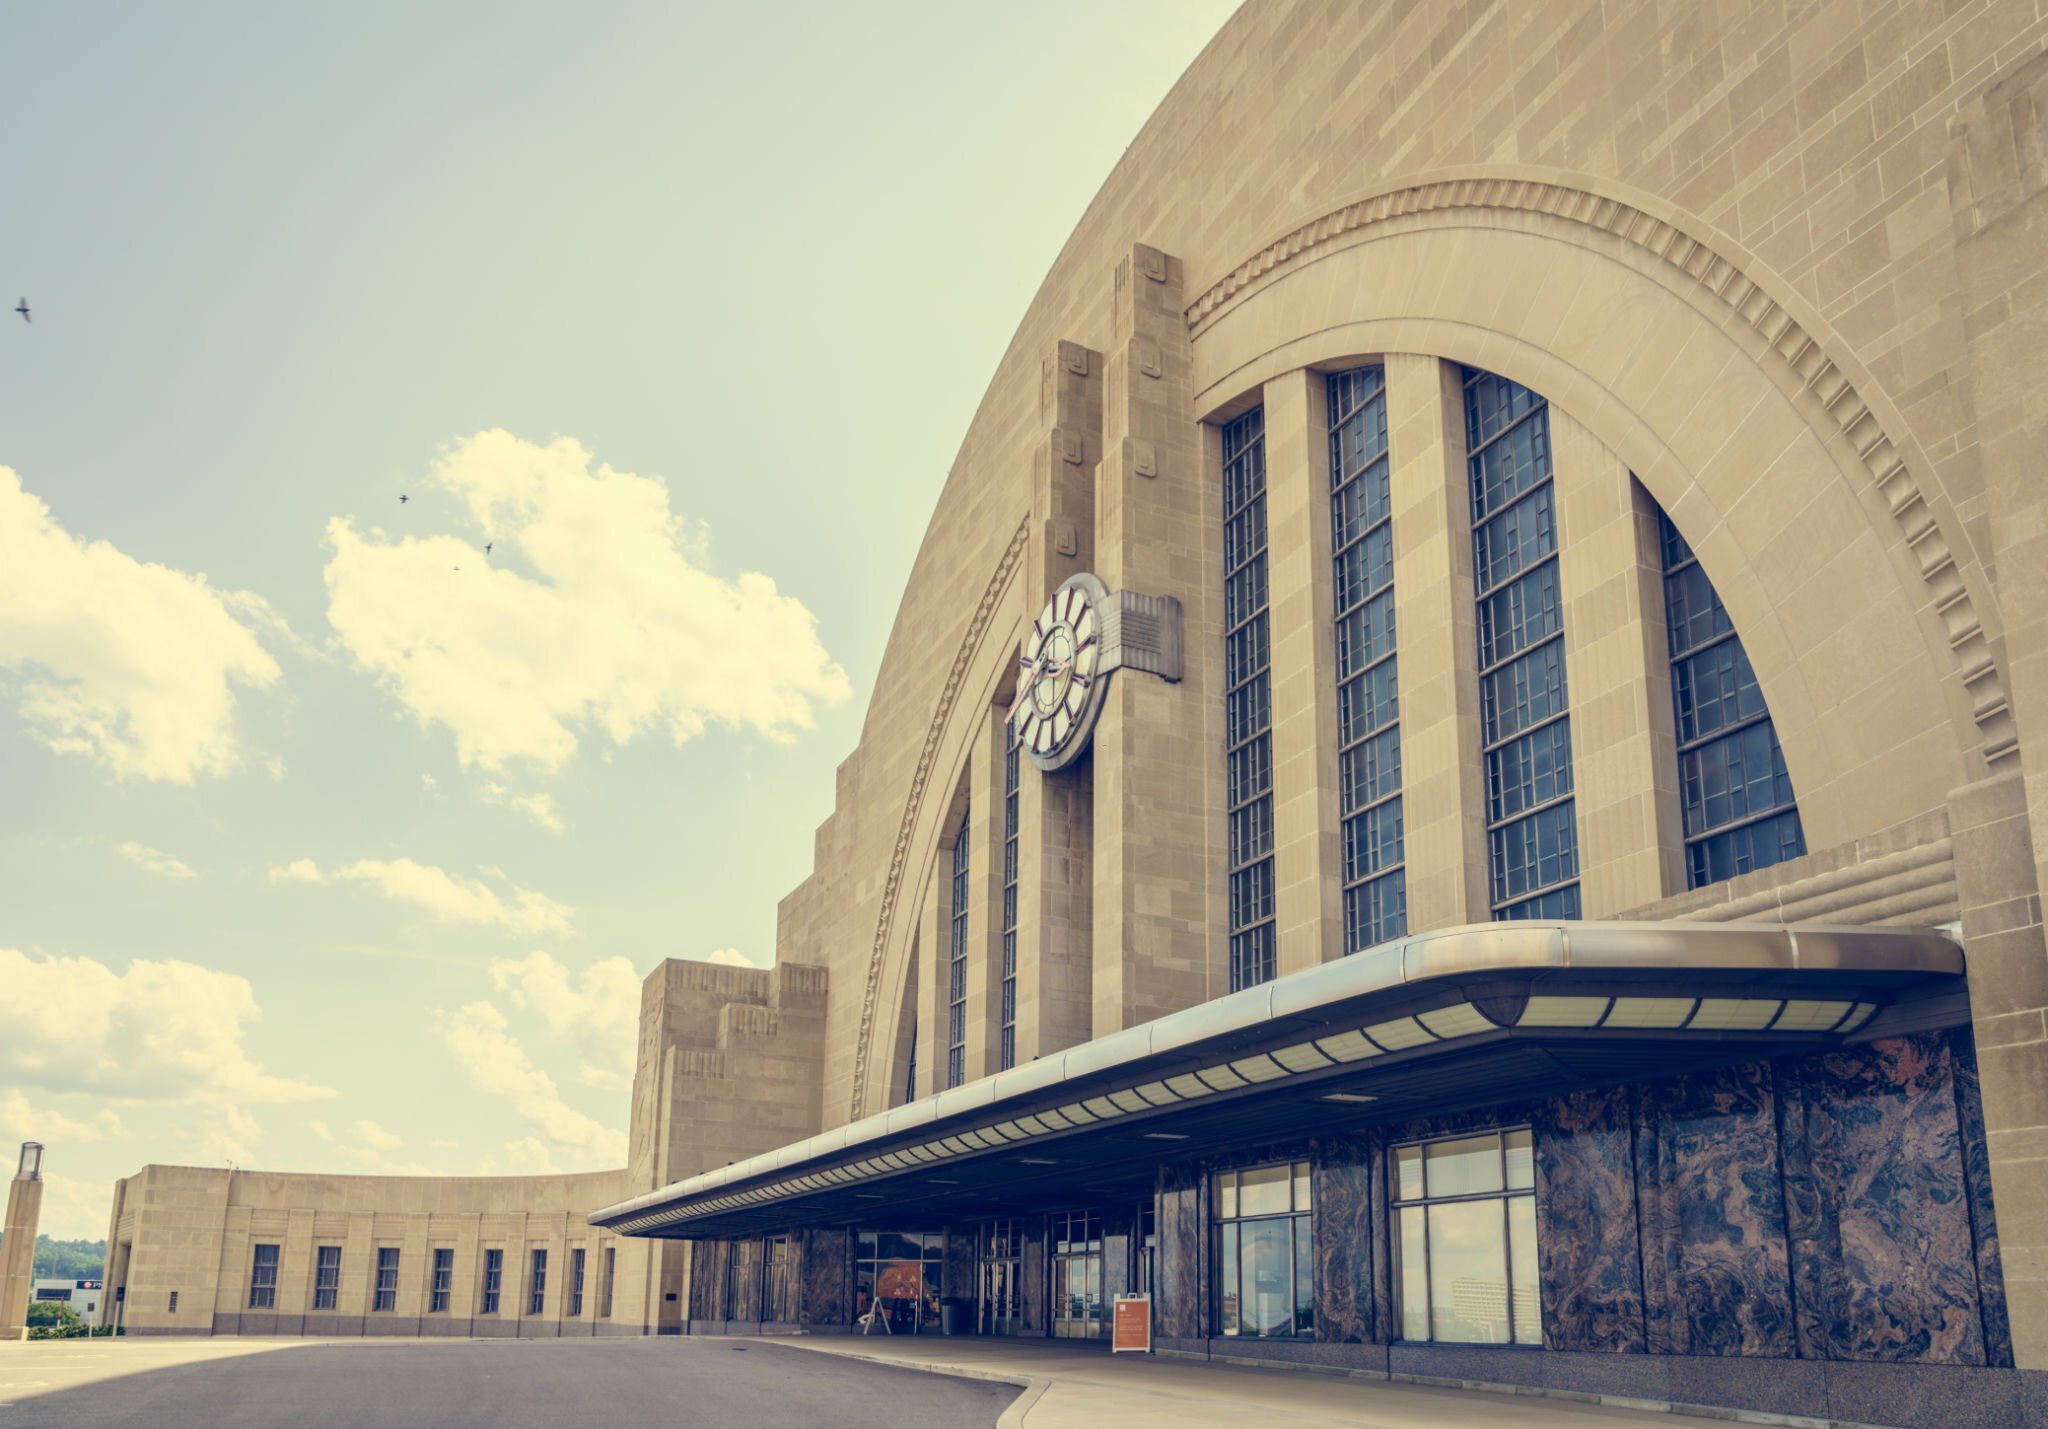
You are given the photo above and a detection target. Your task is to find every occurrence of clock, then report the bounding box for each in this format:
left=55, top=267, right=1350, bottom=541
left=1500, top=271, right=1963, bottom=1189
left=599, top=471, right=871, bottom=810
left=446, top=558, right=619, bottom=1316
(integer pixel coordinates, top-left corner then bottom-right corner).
left=1010, top=573, right=1110, bottom=772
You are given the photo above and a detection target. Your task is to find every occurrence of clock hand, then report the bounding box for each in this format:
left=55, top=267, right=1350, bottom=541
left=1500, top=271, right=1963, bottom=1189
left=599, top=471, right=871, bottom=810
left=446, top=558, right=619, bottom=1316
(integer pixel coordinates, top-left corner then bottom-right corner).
left=1007, top=650, right=1052, bottom=721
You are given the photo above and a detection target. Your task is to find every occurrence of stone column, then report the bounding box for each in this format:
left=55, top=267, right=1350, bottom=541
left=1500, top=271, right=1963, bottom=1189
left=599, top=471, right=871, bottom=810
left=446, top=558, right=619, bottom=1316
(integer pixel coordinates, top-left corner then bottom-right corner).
left=1949, top=54, right=2048, bottom=1369
left=0, top=1144, right=45, bottom=1341
left=1261, top=368, right=1343, bottom=974
left=1549, top=409, right=1683, bottom=915
left=1093, top=244, right=1226, bottom=1030
left=1384, top=356, right=1489, bottom=932
left=1947, top=771, right=2048, bottom=1365
left=1015, top=340, right=1100, bottom=1060
left=965, top=701, right=1002, bottom=1081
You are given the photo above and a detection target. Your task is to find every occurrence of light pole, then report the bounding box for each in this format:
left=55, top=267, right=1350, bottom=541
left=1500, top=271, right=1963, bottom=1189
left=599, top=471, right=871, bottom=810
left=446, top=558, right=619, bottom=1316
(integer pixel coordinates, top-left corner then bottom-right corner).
left=0, top=1143, right=46, bottom=1341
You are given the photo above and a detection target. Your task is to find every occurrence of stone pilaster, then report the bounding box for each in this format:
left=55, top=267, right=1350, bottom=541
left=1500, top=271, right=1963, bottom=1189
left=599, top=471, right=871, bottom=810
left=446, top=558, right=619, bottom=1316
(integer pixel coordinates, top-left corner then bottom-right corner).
left=1092, top=244, right=1225, bottom=1030
left=1950, top=52, right=2048, bottom=1369
left=1016, top=340, right=1101, bottom=1060
left=1384, top=355, right=1490, bottom=932
left=1550, top=408, right=1684, bottom=915
left=1261, top=368, right=1343, bottom=974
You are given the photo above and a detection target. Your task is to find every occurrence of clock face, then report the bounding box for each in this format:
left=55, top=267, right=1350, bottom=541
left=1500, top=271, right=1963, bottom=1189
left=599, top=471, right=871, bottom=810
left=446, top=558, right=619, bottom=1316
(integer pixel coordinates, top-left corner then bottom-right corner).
left=1012, top=574, right=1108, bottom=771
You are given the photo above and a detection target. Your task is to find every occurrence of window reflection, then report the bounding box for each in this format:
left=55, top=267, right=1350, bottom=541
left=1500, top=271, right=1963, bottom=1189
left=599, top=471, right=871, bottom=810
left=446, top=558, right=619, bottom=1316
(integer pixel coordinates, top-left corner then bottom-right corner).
left=1390, top=1128, right=1540, bottom=1345
left=1213, top=1161, right=1314, bottom=1339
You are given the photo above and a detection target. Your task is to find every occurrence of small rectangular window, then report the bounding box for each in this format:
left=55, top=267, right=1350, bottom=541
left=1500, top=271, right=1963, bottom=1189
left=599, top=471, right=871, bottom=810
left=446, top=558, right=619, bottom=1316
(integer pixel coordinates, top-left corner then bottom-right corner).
left=430, top=1248, right=454, bottom=1313
left=482, top=1248, right=503, bottom=1314
left=1390, top=1127, right=1539, bottom=1346
left=313, top=1246, right=341, bottom=1310
left=569, top=1248, right=585, bottom=1317
left=168, top=1290, right=179, bottom=1313
left=529, top=1249, right=548, bottom=1316
left=247, top=1243, right=279, bottom=1310
left=601, top=1247, right=615, bottom=1318
left=373, top=1248, right=400, bottom=1312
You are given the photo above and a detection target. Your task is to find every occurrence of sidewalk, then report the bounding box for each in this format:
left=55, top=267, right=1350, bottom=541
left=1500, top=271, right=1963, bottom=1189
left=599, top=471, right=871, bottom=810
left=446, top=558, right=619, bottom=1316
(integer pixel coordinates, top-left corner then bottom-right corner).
left=745, top=1334, right=1758, bottom=1429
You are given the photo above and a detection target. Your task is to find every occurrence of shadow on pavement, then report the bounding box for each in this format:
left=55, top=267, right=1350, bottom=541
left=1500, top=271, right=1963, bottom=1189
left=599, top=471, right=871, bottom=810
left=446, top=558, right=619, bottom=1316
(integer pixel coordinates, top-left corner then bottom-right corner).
left=2, top=1337, right=1019, bottom=1429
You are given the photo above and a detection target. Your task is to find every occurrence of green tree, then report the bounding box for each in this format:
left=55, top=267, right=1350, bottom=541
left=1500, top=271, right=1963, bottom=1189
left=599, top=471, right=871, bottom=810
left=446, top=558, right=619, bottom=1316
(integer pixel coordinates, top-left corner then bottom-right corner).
left=27, top=1300, right=86, bottom=1338
left=30, top=1236, right=105, bottom=1280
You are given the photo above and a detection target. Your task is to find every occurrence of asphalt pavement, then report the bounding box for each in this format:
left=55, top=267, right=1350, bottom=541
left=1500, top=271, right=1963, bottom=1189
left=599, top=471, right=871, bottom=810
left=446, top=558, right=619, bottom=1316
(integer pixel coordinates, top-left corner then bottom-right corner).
left=0, top=1336, right=1019, bottom=1429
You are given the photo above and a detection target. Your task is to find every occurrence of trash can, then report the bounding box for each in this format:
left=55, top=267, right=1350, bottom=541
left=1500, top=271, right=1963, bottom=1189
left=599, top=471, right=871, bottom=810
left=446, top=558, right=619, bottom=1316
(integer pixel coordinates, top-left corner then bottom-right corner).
left=939, top=1298, right=969, bottom=1335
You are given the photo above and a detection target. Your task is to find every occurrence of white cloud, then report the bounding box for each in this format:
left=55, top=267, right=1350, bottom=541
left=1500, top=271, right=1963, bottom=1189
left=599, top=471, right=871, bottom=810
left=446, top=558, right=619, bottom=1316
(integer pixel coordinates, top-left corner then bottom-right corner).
left=441, top=1001, right=625, bottom=1164
left=307, top=1116, right=431, bottom=1172
left=501, top=1137, right=559, bottom=1176
left=355, top=1119, right=401, bottom=1152
left=29, top=1172, right=113, bottom=1241
left=118, top=840, right=196, bottom=879
left=0, top=1088, right=129, bottom=1144
left=271, top=856, right=572, bottom=935
left=322, top=430, right=850, bottom=771
left=480, top=781, right=565, bottom=833
left=0, top=466, right=283, bottom=781
left=0, top=948, right=332, bottom=1122
left=704, top=948, right=755, bottom=968
left=490, top=952, right=639, bottom=1091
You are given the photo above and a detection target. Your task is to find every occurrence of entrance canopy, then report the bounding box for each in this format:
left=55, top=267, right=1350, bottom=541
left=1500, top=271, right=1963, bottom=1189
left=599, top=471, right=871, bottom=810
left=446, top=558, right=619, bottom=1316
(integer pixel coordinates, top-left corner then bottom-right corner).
left=590, top=921, right=1962, bottom=1239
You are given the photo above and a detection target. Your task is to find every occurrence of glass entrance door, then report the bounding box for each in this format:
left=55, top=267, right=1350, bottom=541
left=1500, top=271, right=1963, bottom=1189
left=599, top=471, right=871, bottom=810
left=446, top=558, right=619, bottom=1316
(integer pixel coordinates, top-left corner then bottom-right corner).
left=977, top=1220, right=1021, bottom=1335
left=1050, top=1212, right=1104, bottom=1339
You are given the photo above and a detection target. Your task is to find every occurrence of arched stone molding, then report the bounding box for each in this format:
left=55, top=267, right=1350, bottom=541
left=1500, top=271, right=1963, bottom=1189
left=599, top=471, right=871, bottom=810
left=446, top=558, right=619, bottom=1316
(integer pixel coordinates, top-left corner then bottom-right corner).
left=849, top=518, right=1029, bottom=1120
left=1188, top=173, right=2014, bottom=779
left=1188, top=183, right=2010, bottom=857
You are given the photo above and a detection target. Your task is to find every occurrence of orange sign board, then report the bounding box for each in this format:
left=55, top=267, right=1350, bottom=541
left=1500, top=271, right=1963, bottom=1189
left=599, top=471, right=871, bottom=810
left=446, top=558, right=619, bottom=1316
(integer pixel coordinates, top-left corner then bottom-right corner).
left=874, top=1262, right=925, bottom=1301
left=1111, top=1293, right=1152, bottom=1353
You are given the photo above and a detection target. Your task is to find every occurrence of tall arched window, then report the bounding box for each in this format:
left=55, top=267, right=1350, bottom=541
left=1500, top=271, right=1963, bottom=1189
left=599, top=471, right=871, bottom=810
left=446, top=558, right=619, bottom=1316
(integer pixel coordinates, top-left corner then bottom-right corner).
left=1463, top=369, right=1580, bottom=919
left=1656, top=510, right=1805, bottom=885
left=1222, top=406, right=1275, bottom=990
left=1327, top=366, right=1405, bottom=950
left=947, top=803, right=971, bottom=1088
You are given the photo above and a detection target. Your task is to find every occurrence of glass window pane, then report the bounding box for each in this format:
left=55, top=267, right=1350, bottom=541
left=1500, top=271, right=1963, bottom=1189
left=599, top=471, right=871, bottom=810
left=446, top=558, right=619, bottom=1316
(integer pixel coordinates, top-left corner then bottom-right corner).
left=1293, top=1161, right=1312, bottom=1212
left=1395, top=1144, right=1424, bottom=1202
left=1218, top=1173, right=1237, bottom=1221
left=1504, top=1128, right=1534, bottom=1191
left=1242, top=1219, right=1293, bottom=1338
left=1509, top=1195, right=1541, bottom=1346
left=876, top=1232, right=921, bottom=1262
left=1428, top=1200, right=1510, bottom=1343
left=1239, top=1163, right=1290, bottom=1217
left=1425, top=1134, right=1504, bottom=1197
left=1219, top=1223, right=1240, bottom=1335
left=1398, top=1206, right=1429, bottom=1340
left=1293, top=1215, right=1314, bottom=1338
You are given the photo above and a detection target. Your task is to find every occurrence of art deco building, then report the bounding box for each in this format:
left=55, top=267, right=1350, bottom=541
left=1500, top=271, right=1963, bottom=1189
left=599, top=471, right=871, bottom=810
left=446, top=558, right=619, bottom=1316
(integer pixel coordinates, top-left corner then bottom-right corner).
left=106, top=3, right=2048, bottom=1423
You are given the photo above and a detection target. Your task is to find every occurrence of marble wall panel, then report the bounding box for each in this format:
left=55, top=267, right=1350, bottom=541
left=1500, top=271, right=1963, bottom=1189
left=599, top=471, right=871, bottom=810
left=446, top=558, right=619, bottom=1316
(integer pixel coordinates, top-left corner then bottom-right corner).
left=689, top=1239, right=728, bottom=1321
left=1313, top=1132, right=1375, bottom=1344
left=1633, top=1061, right=1796, bottom=1357
left=1535, top=1085, right=1647, bottom=1353
left=798, top=1228, right=850, bottom=1327
left=1952, top=1033, right=2014, bottom=1368
left=1795, top=1033, right=1987, bottom=1364
left=728, top=1238, right=762, bottom=1321
left=1156, top=1164, right=1204, bottom=1341
left=943, top=1228, right=976, bottom=1303
left=1021, top=1219, right=1048, bottom=1335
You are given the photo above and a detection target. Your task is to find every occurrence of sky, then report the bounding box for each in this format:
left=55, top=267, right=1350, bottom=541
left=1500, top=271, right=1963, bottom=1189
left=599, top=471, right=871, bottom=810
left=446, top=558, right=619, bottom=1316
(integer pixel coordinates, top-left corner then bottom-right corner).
left=0, top=0, right=1241, bottom=1239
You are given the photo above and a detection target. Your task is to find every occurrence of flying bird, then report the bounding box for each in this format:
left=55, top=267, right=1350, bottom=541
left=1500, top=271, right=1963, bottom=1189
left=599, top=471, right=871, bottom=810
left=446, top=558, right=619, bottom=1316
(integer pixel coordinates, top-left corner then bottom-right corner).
left=484, top=542, right=493, bottom=556
left=14, top=298, right=27, bottom=323
left=399, top=494, right=409, bottom=504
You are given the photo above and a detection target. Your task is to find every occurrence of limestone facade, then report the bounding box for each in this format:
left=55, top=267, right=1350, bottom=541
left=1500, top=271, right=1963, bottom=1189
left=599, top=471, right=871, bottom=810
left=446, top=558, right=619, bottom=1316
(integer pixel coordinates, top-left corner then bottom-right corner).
left=760, top=0, right=2048, bottom=1373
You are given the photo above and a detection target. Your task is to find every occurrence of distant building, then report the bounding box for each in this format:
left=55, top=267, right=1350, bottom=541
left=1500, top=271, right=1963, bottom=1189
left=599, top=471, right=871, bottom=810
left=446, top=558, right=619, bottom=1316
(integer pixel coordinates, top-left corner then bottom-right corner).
left=29, top=1279, right=101, bottom=1322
